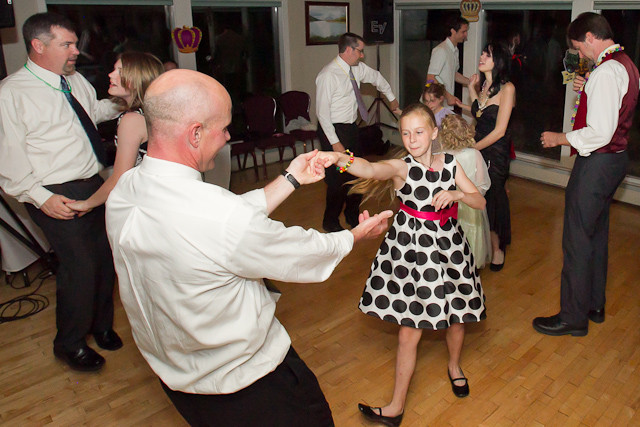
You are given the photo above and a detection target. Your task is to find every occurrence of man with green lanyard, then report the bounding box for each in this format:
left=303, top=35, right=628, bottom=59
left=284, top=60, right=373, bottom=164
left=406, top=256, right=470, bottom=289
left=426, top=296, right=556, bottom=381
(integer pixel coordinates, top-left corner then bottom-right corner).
left=0, top=12, right=121, bottom=371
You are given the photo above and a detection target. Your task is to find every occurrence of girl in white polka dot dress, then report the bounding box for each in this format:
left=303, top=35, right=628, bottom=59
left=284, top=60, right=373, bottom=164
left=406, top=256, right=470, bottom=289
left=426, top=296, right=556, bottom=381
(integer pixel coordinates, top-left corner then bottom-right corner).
left=315, top=103, right=487, bottom=426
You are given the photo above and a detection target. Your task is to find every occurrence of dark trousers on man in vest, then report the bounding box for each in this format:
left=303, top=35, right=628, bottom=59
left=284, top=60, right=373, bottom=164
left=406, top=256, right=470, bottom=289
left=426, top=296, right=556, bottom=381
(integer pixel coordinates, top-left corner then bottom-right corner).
left=317, top=123, right=362, bottom=230
left=559, top=151, right=627, bottom=327
left=26, top=175, right=116, bottom=352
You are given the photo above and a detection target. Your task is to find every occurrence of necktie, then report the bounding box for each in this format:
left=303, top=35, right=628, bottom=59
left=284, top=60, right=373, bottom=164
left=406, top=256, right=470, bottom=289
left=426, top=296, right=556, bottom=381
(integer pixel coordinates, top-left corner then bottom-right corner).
left=60, top=76, right=107, bottom=165
left=349, top=69, right=369, bottom=123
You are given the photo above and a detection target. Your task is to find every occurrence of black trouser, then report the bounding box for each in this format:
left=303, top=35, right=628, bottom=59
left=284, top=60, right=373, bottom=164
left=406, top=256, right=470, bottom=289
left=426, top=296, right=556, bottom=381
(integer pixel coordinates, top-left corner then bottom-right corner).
left=317, top=123, right=362, bottom=228
left=26, top=175, right=116, bottom=352
left=559, top=151, right=628, bottom=327
left=161, top=347, right=334, bottom=427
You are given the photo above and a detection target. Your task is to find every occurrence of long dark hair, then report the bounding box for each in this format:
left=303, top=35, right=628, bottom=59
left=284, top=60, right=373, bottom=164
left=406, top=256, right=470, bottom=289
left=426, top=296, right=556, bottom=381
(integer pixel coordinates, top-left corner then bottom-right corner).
left=479, top=41, right=511, bottom=98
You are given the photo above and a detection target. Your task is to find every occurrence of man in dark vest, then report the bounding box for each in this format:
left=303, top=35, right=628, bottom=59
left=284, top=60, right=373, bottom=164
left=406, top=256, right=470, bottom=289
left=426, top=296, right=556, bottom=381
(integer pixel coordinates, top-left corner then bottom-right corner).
left=533, top=12, right=639, bottom=336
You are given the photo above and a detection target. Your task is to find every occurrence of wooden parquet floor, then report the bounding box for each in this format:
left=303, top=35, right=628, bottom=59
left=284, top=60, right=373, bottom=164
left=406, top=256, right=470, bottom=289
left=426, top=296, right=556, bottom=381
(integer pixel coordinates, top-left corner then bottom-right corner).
left=1, top=161, right=640, bottom=426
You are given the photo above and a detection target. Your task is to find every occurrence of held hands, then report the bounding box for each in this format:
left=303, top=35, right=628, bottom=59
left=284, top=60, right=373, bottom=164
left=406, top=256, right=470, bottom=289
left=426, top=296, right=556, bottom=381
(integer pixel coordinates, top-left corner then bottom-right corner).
left=287, top=150, right=327, bottom=184
left=65, top=200, right=93, bottom=217
left=40, top=194, right=77, bottom=220
left=431, top=190, right=463, bottom=211
left=351, top=209, right=394, bottom=243
left=312, top=151, right=342, bottom=170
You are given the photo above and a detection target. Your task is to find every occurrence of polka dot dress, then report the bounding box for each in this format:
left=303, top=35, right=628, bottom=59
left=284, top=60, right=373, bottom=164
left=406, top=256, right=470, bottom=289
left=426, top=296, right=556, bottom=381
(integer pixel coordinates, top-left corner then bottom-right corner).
left=359, top=154, right=486, bottom=330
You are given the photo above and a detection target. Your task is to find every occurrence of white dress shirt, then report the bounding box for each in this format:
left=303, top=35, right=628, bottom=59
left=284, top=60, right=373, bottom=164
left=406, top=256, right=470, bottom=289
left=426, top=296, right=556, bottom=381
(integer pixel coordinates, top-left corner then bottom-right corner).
left=427, top=38, right=459, bottom=108
left=316, top=56, right=396, bottom=145
left=566, top=45, right=632, bottom=156
left=106, top=156, right=354, bottom=394
left=0, top=59, right=119, bottom=207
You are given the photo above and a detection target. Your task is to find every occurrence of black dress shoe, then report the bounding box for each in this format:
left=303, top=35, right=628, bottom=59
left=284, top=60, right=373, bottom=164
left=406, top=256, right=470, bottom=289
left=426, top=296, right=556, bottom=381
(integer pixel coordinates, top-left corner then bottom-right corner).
left=588, top=307, right=605, bottom=323
left=94, top=330, right=123, bottom=351
left=358, top=404, right=403, bottom=427
left=54, top=346, right=105, bottom=372
left=322, top=222, right=344, bottom=233
left=532, top=314, right=587, bottom=337
left=447, top=369, right=470, bottom=398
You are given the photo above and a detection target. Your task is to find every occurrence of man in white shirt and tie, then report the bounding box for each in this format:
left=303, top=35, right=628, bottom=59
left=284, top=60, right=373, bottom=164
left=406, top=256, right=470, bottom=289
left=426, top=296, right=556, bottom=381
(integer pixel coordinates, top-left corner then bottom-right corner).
left=316, top=32, right=400, bottom=232
left=0, top=13, right=121, bottom=371
left=426, top=16, right=470, bottom=108
left=106, top=68, right=392, bottom=426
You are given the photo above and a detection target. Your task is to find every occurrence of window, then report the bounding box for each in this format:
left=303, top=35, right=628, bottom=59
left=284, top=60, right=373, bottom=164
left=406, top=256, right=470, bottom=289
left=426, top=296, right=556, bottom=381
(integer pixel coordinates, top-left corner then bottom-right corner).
left=192, top=6, right=280, bottom=140
left=485, top=9, right=571, bottom=161
left=47, top=4, right=172, bottom=100
left=399, top=9, right=463, bottom=107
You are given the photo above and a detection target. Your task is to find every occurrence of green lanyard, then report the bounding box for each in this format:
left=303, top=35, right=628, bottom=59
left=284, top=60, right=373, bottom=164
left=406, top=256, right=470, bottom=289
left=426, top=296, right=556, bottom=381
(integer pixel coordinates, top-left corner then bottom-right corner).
left=23, top=64, right=72, bottom=93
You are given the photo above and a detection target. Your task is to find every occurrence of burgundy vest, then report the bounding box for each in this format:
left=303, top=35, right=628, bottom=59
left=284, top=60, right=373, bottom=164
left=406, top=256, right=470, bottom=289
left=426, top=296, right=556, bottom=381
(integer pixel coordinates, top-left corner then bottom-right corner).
left=572, top=49, right=639, bottom=154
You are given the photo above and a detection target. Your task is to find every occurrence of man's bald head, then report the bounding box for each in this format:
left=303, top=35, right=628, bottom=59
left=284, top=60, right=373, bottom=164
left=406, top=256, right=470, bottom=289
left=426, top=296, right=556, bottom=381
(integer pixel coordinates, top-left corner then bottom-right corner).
left=143, top=70, right=232, bottom=171
left=144, top=69, right=230, bottom=137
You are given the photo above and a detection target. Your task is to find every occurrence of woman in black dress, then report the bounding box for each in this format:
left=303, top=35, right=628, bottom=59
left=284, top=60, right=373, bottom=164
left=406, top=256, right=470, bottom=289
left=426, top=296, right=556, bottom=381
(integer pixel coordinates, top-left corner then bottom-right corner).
left=458, top=42, right=515, bottom=271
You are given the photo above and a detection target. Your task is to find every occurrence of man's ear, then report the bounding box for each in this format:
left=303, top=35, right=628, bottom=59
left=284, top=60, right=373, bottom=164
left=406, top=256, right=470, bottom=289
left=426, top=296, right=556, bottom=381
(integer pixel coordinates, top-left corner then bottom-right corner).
left=584, top=32, right=595, bottom=44
left=187, top=122, right=203, bottom=149
left=31, top=38, right=45, bottom=55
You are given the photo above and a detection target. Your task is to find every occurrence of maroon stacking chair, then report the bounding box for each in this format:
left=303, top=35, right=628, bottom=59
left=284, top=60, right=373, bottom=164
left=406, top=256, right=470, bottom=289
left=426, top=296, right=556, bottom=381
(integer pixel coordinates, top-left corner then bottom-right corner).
left=243, top=94, right=297, bottom=180
left=278, top=91, right=318, bottom=152
left=230, top=140, right=259, bottom=182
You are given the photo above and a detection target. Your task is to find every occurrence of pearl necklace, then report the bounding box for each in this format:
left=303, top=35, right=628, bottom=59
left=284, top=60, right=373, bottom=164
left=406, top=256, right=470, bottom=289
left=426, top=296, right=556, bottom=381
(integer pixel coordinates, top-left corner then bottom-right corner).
left=571, top=45, right=624, bottom=126
left=476, top=80, right=491, bottom=118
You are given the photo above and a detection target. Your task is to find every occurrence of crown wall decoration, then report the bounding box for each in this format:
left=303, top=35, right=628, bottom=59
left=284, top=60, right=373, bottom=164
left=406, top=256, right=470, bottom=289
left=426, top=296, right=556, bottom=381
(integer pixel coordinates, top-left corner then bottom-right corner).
left=460, top=0, right=481, bottom=22
left=172, top=26, right=202, bottom=53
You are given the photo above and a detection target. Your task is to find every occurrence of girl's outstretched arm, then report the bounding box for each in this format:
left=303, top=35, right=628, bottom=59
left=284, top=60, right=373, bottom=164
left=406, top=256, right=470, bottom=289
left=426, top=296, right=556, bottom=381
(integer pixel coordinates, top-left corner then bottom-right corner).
left=431, top=160, right=485, bottom=211
left=314, top=151, right=407, bottom=185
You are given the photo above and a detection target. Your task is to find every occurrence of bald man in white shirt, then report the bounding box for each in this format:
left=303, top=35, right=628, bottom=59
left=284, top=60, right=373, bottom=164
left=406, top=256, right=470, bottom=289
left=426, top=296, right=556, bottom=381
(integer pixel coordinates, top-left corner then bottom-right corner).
left=106, top=69, right=392, bottom=426
left=0, top=12, right=121, bottom=372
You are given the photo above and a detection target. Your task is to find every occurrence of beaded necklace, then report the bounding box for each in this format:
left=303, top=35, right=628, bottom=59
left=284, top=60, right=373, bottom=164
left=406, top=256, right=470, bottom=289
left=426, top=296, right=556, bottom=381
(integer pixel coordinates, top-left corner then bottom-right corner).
left=570, top=45, right=623, bottom=126
left=23, top=64, right=72, bottom=93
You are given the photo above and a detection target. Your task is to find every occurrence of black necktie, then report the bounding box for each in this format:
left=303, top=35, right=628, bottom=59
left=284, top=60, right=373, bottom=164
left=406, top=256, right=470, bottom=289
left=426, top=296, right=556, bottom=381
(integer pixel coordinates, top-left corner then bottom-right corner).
left=60, top=76, right=106, bottom=165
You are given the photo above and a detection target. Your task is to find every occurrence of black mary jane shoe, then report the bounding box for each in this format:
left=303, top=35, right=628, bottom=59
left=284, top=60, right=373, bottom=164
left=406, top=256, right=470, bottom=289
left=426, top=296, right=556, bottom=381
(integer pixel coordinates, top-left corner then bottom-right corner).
left=447, top=369, right=470, bottom=398
left=358, top=403, right=403, bottom=427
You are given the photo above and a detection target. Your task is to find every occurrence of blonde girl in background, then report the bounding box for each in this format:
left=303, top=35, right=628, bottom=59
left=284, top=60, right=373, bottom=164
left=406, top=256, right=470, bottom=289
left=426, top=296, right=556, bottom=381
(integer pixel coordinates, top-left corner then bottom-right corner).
left=440, top=114, right=492, bottom=269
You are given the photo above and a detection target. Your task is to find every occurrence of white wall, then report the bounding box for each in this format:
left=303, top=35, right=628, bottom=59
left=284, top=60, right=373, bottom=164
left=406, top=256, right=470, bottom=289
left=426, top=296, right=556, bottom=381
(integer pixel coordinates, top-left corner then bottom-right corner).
left=0, top=0, right=46, bottom=74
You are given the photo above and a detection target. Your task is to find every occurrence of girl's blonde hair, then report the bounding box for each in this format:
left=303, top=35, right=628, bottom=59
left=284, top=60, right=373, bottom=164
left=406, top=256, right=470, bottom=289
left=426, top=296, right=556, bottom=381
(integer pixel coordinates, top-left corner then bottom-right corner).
left=118, top=51, right=164, bottom=110
left=349, top=103, right=437, bottom=205
left=439, top=114, right=476, bottom=150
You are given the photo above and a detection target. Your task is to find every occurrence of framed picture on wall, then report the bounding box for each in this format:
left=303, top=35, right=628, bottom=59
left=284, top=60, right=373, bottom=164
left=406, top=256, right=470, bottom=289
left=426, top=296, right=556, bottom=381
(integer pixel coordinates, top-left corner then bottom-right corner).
left=305, top=2, right=349, bottom=46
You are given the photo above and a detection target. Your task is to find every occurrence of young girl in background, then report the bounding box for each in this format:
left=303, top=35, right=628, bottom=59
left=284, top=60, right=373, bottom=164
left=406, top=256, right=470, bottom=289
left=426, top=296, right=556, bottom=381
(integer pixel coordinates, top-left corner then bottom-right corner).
left=440, top=115, right=492, bottom=269
left=315, top=103, right=486, bottom=426
left=421, top=80, right=454, bottom=127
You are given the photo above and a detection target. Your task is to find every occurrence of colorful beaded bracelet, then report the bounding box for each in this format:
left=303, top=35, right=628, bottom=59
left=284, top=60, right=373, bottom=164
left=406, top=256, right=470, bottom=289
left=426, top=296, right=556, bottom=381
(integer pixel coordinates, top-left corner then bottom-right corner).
left=337, top=149, right=354, bottom=173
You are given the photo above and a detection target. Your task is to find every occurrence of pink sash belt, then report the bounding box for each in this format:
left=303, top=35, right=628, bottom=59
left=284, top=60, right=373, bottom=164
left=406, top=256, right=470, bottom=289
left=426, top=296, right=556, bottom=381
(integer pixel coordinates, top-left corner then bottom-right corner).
left=399, top=203, right=458, bottom=224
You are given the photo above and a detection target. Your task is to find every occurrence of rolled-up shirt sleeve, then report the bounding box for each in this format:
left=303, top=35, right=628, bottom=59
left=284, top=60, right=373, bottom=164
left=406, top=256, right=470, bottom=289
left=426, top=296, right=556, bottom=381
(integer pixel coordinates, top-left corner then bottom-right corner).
left=356, top=62, right=396, bottom=103
left=566, top=61, right=628, bottom=156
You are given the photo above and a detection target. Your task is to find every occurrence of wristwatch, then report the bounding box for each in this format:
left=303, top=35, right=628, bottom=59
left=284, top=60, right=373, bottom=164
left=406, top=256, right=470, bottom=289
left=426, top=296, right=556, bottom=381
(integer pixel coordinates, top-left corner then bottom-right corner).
left=281, top=170, right=300, bottom=189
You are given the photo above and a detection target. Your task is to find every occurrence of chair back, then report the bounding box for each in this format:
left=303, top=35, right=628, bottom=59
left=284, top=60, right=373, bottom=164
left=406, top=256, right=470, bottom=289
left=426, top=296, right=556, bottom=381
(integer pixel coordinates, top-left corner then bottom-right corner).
left=278, top=91, right=311, bottom=126
left=243, top=94, right=277, bottom=138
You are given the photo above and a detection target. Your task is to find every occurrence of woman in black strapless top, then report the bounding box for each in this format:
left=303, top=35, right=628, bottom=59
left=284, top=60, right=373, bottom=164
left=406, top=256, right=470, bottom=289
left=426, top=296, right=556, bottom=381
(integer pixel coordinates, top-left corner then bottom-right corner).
left=458, top=42, right=516, bottom=271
